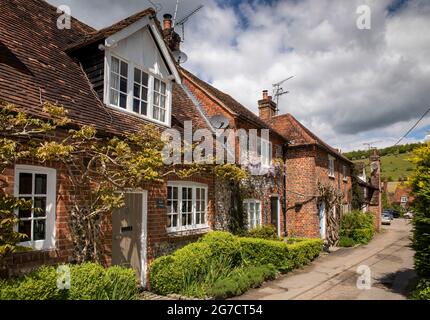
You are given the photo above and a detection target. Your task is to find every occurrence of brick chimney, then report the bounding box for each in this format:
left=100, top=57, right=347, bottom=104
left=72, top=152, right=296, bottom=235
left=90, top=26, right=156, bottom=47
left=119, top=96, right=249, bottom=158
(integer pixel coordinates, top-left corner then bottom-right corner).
left=162, top=13, right=181, bottom=52
left=258, top=90, right=278, bottom=120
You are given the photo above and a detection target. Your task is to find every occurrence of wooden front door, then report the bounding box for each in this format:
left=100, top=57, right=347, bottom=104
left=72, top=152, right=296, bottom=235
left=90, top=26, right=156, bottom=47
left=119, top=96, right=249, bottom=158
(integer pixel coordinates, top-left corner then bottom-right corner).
left=112, top=191, right=147, bottom=286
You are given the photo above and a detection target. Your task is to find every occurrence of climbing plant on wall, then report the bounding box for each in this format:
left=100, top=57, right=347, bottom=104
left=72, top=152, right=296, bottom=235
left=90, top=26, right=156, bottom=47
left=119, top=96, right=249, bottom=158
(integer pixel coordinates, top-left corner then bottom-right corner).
left=317, top=182, right=344, bottom=246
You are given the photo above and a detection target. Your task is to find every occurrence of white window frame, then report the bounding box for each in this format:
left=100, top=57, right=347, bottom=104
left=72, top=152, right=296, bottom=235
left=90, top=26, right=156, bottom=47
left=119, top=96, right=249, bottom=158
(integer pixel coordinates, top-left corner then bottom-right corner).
left=401, top=196, right=408, bottom=203
left=14, top=165, right=56, bottom=250
left=250, top=137, right=272, bottom=167
left=342, top=165, right=348, bottom=182
left=328, top=155, right=335, bottom=178
left=243, top=199, right=262, bottom=229
left=166, top=182, right=208, bottom=233
left=104, top=52, right=172, bottom=127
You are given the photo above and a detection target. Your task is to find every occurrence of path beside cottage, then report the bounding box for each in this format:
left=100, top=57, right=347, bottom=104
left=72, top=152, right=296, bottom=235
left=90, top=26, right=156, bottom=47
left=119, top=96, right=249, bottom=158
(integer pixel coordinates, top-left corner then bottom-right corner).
left=233, top=219, right=416, bottom=300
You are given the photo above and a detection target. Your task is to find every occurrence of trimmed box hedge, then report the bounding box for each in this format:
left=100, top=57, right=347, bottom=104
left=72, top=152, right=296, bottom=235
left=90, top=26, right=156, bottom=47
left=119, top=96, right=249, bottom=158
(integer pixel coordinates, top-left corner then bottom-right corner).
left=150, top=231, right=323, bottom=296
left=339, top=211, right=375, bottom=246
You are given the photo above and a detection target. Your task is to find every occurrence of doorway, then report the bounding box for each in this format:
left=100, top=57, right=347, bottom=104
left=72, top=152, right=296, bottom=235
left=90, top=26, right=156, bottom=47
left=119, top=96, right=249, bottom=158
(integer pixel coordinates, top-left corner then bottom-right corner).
left=319, top=201, right=326, bottom=239
left=112, top=191, right=147, bottom=286
left=270, top=195, right=281, bottom=237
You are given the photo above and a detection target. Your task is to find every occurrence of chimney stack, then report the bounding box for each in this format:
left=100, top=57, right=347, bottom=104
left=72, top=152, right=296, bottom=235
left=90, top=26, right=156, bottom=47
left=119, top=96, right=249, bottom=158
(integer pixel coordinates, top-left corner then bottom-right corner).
left=162, top=13, right=182, bottom=52
left=258, top=90, right=278, bottom=120
left=163, top=14, right=173, bottom=30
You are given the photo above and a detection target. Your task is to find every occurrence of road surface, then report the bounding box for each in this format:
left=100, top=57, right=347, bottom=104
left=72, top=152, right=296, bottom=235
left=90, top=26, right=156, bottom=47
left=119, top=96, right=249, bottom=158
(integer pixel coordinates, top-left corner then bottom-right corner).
left=234, top=219, right=416, bottom=300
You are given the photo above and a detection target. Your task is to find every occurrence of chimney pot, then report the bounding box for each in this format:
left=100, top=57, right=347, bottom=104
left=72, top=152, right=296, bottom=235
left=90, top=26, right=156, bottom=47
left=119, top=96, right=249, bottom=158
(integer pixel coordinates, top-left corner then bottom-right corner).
left=163, top=14, right=173, bottom=30
left=262, top=90, right=269, bottom=100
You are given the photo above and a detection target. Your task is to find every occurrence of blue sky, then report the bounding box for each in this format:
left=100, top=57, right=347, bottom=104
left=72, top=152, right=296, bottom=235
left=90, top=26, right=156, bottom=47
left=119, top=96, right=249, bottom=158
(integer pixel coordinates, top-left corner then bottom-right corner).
left=47, top=0, right=430, bottom=151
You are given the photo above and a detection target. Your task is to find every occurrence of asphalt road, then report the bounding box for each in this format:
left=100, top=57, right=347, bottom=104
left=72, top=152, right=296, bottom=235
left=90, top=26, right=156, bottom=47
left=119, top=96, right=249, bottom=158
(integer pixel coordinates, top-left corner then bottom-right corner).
left=233, top=219, right=416, bottom=300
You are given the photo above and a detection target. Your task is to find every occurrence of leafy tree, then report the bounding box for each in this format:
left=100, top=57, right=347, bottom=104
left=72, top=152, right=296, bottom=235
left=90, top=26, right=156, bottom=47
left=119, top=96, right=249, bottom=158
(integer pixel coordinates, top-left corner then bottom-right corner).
left=408, top=142, right=430, bottom=279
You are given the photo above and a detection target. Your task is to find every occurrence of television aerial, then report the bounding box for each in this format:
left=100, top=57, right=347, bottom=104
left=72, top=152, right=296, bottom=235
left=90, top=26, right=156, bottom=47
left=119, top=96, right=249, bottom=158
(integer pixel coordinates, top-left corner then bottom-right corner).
left=210, top=114, right=230, bottom=129
left=272, top=76, right=294, bottom=106
left=173, top=4, right=204, bottom=42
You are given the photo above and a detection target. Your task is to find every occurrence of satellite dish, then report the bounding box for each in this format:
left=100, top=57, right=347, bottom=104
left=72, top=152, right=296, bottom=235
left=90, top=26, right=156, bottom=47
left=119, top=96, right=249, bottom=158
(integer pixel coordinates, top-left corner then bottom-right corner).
left=210, top=114, right=230, bottom=129
left=172, top=50, right=188, bottom=64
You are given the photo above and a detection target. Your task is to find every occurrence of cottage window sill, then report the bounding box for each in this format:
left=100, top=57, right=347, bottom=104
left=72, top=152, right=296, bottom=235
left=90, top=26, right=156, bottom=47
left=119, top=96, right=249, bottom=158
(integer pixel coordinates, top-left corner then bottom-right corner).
left=166, top=226, right=210, bottom=238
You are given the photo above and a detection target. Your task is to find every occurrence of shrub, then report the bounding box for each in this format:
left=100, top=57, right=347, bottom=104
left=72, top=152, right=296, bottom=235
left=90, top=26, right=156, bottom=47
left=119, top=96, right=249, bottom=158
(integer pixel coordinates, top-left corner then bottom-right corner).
left=0, top=266, right=65, bottom=300
left=150, top=242, right=213, bottom=295
left=0, top=263, right=138, bottom=300
left=339, top=236, right=356, bottom=247
left=246, top=226, right=280, bottom=240
left=340, top=211, right=374, bottom=246
left=412, top=214, right=430, bottom=278
left=207, top=264, right=277, bottom=299
left=411, top=278, right=430, bottom=300
left=239, top=237, right=288, bottom=269
left=199, top=231, right=242, bottom=266
left=149, top=231, right=323, bottom=298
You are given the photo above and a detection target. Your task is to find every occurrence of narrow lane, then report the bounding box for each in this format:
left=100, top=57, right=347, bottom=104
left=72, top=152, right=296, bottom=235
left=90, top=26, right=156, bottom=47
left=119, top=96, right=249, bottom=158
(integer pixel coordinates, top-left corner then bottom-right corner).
left=233, top=219, right=416, bottom=300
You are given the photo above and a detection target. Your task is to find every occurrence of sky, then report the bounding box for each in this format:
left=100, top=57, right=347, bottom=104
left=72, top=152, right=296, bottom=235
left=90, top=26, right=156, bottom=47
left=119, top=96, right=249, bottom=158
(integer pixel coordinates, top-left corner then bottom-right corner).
left=46, top=0, right=430, bottom=152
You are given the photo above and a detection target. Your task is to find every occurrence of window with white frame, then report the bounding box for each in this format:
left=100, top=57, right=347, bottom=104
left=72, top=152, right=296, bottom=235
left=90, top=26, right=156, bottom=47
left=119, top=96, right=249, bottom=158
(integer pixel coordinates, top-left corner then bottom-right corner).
left=343, top=165, right=348, bottom=182
left=110, top=56, right=128, bottom=109
left=328, top=155, right=335, bottom=178
left=153, top=78, right=167, bottom=123
left=401, top=196, right=408, bottom=203
left=107, top=55, right=170, bottom=125
left=14, top=165, right=56, bottom=250
left=133, top=67, right=149, bottom=116
left=254, top=137, right=272, bottom=166
left=243, top=199, right=261, bottom=229
left=166, top=183, right=208, bottom=232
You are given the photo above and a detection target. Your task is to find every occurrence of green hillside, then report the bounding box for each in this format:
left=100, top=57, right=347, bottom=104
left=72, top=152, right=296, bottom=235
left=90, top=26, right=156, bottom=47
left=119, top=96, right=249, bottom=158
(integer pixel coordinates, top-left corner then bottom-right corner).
left=344, top=143, right=422, bottom=181
left=354, top=152, right=415, bottom=181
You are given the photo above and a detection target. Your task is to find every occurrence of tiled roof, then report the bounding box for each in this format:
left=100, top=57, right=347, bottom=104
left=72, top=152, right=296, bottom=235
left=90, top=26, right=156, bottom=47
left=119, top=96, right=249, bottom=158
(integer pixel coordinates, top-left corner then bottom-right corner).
left=65, top=7, right=157, bottom=52
left=267, top=113, right=352, bottom=163
left=180, top=68, right=288, bottom=141
left=0, top=0, right=209, bottom=135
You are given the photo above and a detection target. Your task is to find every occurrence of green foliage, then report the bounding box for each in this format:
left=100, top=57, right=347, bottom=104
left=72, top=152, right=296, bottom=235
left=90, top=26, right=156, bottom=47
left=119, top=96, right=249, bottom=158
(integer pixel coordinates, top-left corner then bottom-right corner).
left=344, top=143, right=423, bottom=161
left=0, top=266, right=65, bottom=300
left=150, top=231, right=323, bottom=298
left=0, top=263, right=138, bottom=300
left=199, top=231, right=242, bottom=265
left=410, top=278, right=430, bottom=300
left=339, top=236, right=356, bottom=247
left=409, top=142, right=430, bottom=278
left=214, top=164, right=248, bottom=183
left=207, top=264, right=278, bottom=299
left=0, top=194, right=32, bottom=257
left=339, top=210, right=374, bottom=246
left=246, top=225, right=280, bottom=240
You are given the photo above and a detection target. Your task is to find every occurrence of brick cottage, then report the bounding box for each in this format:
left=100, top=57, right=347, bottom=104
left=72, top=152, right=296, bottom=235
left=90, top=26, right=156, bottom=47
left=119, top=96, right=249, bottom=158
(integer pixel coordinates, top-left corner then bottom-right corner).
left=0, top=0, right=378, bottom=284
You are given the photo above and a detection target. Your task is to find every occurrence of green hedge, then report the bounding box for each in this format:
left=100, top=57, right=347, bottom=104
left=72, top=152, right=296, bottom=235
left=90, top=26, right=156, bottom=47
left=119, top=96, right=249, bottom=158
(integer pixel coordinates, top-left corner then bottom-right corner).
left=150, top=231, right=323, bottom=297
left=340, top=211, right=375, bottom=247
left=411, top=278, right=430, bottom=300
left=246, top=225, right=280, bottom=240
left=0, top=263, right=138, bottom=300
left=412, top=215, right=430, bottom=278
left=207, top=264, right=277, bottom=299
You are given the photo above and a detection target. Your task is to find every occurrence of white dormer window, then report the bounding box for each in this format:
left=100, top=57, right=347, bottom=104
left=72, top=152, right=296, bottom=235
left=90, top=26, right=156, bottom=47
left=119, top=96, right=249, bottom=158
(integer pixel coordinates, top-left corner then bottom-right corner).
left=328, top=155, right=335, bottom=178
left=106, top=54, right=171, bottom=126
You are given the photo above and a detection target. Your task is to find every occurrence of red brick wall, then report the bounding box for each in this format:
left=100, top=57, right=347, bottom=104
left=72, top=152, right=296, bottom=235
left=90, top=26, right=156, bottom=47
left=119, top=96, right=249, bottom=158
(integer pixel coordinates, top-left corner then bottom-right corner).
left=1, top=159, right=216, bottom=277
left=285, top=145, right=353, bottom=238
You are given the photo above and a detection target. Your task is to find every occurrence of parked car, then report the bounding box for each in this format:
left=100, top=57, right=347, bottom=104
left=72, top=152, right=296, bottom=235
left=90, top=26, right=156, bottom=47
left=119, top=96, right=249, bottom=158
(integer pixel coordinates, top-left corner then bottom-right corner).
left=383, top=209, right=399, bottom=219
left=404, top=211, right=414, bottom=219
left=383, top=210, right=394, bottom=220
left=382, top=213, right=392, bottom=225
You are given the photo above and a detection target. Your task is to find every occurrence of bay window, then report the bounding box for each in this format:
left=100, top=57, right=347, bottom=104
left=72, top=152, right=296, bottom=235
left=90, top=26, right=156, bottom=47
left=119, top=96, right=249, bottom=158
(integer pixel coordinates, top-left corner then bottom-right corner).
left=167, top=183, right=208, bottom=232
left=14, top=165, right=56, bottom=250
left=243, top=199, right=261, bottom=229
left=107, top=55, right=170, bottom=125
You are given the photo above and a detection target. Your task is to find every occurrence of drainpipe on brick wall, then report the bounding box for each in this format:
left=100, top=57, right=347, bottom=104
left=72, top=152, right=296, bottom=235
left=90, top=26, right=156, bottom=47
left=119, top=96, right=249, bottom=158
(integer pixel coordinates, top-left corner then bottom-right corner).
left=282, top=141, right=290, bottom=236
